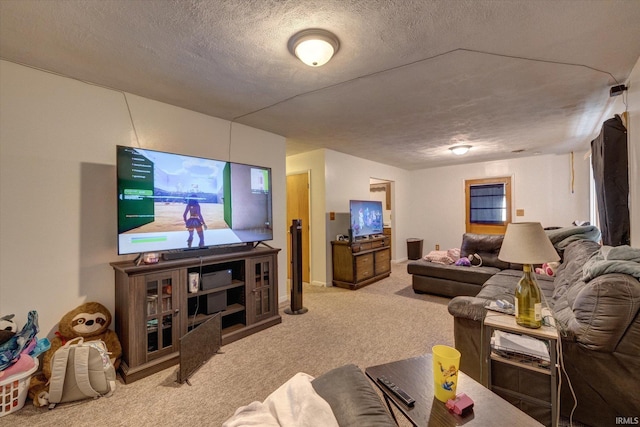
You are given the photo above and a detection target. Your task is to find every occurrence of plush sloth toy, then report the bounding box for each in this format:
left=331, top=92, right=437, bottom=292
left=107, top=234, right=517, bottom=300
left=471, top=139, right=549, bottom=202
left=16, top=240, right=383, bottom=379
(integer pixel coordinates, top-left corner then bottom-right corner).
left=28, top=302, right=122, bottom=407
left=0, top=314, right=17, bottom=345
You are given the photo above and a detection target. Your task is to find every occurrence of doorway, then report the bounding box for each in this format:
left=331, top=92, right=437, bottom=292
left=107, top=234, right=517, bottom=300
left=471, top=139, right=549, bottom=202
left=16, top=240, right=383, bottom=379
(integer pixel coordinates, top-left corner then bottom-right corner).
left=370, top=178, right=393, bottom=257
left=286, top=172, right=310, bottom=288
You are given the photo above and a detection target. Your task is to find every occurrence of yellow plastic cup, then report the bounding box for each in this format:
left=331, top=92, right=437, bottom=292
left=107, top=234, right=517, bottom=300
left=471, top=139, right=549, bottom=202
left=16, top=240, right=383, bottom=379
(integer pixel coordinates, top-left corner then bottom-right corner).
left=432, top=345, right=461, bottom=402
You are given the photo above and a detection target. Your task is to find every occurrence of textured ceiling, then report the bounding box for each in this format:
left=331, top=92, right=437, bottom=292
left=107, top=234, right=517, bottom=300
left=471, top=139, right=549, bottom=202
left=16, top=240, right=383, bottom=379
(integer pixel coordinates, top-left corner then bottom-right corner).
left=1, top=0, right=639, bottom=169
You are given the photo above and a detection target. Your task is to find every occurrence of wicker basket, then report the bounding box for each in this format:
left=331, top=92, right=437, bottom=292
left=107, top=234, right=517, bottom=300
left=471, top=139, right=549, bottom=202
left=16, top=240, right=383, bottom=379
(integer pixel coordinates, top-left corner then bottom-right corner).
left=0, top=357, right=39, bottom=417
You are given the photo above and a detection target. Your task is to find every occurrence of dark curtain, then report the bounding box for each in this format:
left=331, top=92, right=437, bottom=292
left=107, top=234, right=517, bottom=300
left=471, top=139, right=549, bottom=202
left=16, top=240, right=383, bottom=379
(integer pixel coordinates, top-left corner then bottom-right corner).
left=591, top=114, right=630, bottom=246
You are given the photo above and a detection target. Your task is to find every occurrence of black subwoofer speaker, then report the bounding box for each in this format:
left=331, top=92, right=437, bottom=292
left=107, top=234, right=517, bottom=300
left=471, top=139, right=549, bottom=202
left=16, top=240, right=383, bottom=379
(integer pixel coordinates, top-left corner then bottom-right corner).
left=285, top=219, right=307, bottom=315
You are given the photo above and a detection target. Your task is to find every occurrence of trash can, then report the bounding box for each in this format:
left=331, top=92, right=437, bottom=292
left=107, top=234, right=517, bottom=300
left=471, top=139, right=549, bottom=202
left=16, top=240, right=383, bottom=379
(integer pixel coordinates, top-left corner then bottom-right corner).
left=407, top=238, right=423, bottom=260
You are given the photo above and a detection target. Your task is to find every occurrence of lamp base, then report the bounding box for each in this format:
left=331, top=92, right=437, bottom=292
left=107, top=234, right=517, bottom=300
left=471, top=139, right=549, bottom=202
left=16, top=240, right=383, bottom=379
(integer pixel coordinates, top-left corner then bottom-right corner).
left=515, top=265, right=542, bottom=329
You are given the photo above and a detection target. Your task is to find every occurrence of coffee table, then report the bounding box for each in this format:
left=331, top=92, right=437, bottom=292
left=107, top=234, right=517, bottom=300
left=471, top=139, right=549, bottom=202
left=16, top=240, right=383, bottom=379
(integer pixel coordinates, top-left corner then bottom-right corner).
left=365, top=354, right=543, bottom=426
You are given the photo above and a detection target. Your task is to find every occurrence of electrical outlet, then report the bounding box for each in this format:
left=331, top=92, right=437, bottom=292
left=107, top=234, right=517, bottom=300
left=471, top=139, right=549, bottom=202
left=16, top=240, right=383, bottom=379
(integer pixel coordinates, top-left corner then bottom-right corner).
left=516, top=209, right=525, bottom=217
left=435, top=244, right=440, bottom=250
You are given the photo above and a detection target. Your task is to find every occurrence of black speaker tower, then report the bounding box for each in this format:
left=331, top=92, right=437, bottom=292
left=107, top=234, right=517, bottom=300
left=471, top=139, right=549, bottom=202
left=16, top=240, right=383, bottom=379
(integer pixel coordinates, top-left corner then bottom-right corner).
left=285, top=219, right=308, bottom=315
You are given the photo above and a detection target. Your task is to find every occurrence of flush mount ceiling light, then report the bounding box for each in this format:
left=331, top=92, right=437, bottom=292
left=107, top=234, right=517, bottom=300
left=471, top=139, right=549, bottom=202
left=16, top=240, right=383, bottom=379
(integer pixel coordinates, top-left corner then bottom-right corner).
left=288, top=29, right=340, bottom=67
left=450, top=145, right=471, bottom=155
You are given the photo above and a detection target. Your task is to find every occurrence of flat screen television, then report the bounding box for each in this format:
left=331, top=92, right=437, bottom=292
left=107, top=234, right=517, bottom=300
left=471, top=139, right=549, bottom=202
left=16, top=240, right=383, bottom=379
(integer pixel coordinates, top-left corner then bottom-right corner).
left=117, top=145, right=273, bottom=255
left=349, top=199, right=384, bottom=239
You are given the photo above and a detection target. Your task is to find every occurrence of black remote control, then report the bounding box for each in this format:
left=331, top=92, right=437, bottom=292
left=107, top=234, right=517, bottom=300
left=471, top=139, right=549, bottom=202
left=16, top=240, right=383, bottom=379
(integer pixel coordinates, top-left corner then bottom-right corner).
left=377, top=376, right=415, bottom=407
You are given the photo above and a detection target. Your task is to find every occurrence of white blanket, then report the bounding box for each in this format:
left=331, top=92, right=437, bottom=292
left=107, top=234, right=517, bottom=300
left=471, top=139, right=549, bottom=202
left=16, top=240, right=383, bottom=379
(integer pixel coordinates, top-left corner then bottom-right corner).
left=222, top=372, right=339, bottom=427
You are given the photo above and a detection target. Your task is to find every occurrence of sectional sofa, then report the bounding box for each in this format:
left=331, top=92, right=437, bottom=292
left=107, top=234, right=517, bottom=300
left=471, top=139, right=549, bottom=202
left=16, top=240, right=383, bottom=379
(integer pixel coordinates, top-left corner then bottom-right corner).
left=407, top=232, right=520, bottom=297
left=447, top=238, right=640, bottom=427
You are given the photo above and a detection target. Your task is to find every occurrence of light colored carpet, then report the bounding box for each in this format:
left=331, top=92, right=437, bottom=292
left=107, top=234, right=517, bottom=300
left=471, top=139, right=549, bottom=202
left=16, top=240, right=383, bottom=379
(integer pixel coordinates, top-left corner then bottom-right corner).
left=10, top=261, right=454, bottom=426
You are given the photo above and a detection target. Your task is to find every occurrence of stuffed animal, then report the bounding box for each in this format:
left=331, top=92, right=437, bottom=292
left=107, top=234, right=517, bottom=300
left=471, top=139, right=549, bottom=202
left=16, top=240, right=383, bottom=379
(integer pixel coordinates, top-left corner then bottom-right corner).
left=455, top=257, right=471, bottom=267
left=535, top=261, right=560, bottom=277
left=28, top=302, right=122, bottom=407
left=0, top=314, right=17, bottom=345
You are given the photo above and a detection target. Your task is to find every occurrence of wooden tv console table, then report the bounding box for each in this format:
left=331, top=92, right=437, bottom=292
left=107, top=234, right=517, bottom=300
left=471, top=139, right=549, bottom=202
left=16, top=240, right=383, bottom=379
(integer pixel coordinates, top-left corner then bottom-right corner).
left=111, top=247, right=280, bottom=383
left=331, top=236, right=391, bottom=290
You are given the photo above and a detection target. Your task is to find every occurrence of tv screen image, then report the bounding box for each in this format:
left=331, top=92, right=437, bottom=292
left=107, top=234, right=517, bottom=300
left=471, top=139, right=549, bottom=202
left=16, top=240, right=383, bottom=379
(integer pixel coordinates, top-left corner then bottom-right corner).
left=117, top=146, right=272, bottom=255
left=349, top=200, right=384, bottom=238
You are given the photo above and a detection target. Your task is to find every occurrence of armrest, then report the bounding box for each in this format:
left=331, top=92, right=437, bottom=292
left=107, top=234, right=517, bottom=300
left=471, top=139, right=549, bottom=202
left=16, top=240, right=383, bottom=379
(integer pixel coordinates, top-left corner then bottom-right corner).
left=448, top=296, right=488, bottom=322
left=311, top=364, right=395, bottom=427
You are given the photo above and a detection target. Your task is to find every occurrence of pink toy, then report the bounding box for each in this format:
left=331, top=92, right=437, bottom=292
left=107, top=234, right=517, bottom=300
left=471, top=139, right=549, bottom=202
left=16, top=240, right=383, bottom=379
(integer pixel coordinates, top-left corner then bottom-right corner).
left=535, top=261, right=560, bottom=277
left=446, top=393, right=474, bottom=416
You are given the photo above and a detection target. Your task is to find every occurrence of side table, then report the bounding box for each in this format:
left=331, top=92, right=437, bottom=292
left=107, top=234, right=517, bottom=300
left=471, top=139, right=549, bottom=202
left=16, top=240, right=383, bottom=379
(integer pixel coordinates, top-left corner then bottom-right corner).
left=483, top=312, right=559, bottom=427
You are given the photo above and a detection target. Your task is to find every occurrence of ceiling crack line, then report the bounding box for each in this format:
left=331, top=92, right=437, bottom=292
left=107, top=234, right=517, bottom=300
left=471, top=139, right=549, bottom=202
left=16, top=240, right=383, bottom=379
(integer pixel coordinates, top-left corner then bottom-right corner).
left=232, top=47, right=620, bottom=122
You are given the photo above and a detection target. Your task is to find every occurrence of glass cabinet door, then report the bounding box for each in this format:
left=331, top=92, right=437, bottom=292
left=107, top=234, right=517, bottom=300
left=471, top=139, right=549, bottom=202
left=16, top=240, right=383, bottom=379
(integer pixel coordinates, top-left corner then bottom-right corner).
left=251, top=257, right=274, bottom=322
left=144, top=272, right=178, bottom=358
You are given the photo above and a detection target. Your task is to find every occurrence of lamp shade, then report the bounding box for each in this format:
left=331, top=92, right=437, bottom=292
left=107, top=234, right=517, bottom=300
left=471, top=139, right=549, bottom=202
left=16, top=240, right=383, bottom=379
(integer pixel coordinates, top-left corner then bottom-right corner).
left=450, top=145, right=471, bottom=155
left=498, top=222, right=560, bottom=264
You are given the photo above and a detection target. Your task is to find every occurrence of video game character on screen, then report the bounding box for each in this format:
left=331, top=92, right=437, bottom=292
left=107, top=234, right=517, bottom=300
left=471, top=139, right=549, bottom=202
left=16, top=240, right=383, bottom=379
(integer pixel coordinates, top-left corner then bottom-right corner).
left=183, top=195, right=208, bottom=248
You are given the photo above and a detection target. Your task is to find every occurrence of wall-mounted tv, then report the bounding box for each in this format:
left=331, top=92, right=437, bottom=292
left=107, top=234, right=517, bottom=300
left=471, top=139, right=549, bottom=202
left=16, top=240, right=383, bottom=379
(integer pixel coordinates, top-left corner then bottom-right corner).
left=349, top=200, right=384, bottom=239
left=117, top=145, right=272, bottom=255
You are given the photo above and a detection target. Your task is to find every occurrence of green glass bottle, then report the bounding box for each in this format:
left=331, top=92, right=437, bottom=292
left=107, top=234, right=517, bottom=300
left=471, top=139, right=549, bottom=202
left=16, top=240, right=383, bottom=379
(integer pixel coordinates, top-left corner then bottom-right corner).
left=515, top=264, right=542, bottom=328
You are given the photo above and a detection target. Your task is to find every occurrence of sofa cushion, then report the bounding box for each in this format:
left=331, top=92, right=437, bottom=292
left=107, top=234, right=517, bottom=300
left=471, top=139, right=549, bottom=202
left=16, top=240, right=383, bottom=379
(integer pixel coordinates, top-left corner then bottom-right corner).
left=478, top=269, right=555, bottom=302
left=311, top=364, right=395, bottom=427
left=413, top=275, right=485, bottom=298
left=556, top=273, right=640, bottom=351
left=460, top=233, right=513, bottom=269
left=552, top=240, right=640, bottom=351
left=448, top=270, right=556, bottom=326
left=552, top=239, right=600, bottom=301
left=545, top=225, right=601, bottom=257
left=407, top=259, right=500, bottom=285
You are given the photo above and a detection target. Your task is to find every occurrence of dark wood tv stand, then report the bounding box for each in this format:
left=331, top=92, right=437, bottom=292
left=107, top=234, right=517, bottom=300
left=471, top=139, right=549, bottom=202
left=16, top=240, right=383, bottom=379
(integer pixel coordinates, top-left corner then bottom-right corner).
left=111, top=247, right=281, bottom=383
left=331, top=236, right=391, bottom=290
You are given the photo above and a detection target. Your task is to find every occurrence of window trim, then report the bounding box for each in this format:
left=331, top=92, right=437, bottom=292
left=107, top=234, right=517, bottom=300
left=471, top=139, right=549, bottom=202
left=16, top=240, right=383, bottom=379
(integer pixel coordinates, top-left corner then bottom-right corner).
left=465, top=177, right=512, bottom=234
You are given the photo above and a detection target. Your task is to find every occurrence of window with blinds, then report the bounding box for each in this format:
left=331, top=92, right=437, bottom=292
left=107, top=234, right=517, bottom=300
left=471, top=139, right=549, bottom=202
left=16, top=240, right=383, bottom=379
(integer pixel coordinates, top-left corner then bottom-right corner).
left=465, top=177, right=512, bottom=234
left=469, top=183, right=507, bottom=224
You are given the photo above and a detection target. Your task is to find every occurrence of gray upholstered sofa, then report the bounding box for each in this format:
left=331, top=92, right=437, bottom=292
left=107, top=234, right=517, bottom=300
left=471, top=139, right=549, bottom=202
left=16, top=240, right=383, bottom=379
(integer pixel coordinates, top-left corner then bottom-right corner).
left=448, top=238, right=640, bottom=427
left=408, top=233, right=521, bottom=297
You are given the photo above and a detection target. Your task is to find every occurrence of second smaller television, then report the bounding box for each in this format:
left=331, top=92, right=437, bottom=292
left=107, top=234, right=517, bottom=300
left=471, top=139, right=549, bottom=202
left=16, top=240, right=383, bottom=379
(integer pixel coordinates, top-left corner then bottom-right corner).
left=349, top=200, right=384, bottom=239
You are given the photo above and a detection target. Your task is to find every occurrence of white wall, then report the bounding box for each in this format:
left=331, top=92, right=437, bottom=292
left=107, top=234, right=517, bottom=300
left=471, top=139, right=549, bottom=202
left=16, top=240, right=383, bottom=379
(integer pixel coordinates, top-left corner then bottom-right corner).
left=408, top=153, right=591, bottom=252
left=0, top=60, right=287, bottom=337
